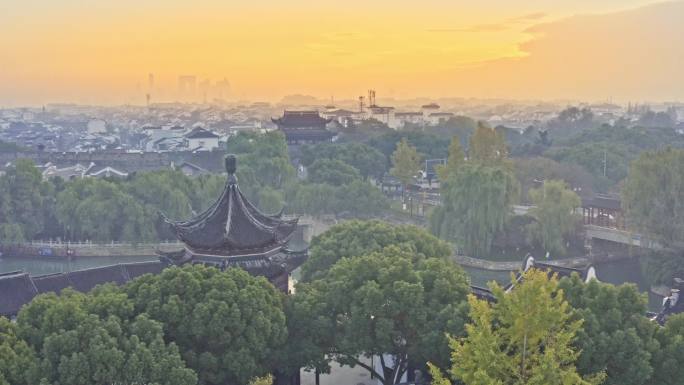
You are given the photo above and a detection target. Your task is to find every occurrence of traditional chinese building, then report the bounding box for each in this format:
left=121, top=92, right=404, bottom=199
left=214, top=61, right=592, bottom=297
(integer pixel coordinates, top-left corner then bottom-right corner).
left=271, top=110, right=335, bottom=145
left=160, top=154, right=307, bottom=292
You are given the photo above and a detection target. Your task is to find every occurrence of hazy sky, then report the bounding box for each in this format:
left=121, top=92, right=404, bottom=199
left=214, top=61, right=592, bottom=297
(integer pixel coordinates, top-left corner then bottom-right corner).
left=1, top=0, right=682, bottom=105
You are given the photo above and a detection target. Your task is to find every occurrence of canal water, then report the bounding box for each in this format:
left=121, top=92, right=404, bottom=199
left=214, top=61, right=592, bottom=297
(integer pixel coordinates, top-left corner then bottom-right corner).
left=0, top=254, right=662, bottom=311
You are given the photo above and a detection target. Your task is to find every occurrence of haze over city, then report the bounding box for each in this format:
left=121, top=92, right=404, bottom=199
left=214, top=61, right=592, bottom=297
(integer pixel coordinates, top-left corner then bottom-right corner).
left=2, top=0, right=683, bottom=106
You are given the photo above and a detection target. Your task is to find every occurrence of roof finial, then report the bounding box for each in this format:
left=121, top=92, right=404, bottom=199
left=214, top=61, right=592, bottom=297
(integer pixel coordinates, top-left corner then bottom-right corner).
left=225, top=155, right=237, bottom=184
left=225, top=155, right=237, bottom=174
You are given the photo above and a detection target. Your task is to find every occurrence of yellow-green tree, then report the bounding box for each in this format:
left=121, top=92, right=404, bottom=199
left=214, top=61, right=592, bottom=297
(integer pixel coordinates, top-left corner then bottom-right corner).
left=390, top=138, right=422, bottom=196
left=468, top=122, right=508, bottom=166
left=436, top=136, right=465, bottom=181
left=430, top=269, right=604, bottom=385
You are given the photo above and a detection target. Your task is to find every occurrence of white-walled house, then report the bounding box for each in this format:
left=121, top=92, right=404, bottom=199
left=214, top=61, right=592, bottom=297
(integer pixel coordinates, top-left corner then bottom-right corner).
left=185, top=127, right=220, bottom=151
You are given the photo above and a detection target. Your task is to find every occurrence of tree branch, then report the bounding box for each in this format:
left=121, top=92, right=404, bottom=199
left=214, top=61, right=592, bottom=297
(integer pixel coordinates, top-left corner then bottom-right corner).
left=345, top=355, right=385, bottom=383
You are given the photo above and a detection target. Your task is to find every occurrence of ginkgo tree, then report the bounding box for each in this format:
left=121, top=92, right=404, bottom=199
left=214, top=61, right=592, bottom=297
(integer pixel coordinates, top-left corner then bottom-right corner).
left=429, top=269, right=605, bottom=385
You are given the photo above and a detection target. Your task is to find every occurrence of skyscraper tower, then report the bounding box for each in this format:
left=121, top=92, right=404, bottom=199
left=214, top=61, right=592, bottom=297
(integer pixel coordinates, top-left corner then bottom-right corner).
left=178, top=75, right=197, bottom=102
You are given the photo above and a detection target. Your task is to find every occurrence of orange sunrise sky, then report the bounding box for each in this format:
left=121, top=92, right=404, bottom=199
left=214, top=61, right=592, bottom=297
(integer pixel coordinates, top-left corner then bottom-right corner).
left=1, top=0, right=683, bottom=106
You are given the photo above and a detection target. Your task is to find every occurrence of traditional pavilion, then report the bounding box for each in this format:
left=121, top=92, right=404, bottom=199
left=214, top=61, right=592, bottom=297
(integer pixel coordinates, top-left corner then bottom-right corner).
left=272, top=110, right=335, bottom=145
left=582, top=194, right=624, bottom=229
left=160, top=155, right=307, bottom=292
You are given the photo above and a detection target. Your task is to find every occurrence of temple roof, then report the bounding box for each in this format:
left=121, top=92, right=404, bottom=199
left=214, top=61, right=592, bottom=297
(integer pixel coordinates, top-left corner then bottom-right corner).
left=0, top=272, right=37, bottom=317
left=185, top=127, right=220, bottom=139
left=272, top=110, right=331, bottom=129
left=163, top=155, right=298, bottom=256
left=582, top=194, right=622, bottom=210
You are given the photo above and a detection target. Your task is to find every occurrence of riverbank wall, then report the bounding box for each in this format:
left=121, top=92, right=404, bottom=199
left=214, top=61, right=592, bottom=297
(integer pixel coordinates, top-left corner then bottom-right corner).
left=0, top=241, right=185, bottom=259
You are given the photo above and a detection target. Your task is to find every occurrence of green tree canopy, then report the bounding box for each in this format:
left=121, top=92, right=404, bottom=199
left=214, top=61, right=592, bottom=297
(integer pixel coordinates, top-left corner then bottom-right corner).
left=526, top=180, right=581, bottom=256
left=546, top=142, right=631, bottom=190
left=307, top=158, right=362, bottom=186
left=284, top=181, right=389, bottom=218
left=301, top=220, right=452, bottom=281
left=55, top=178, right=157, bottom=243
left=431, top=269, right=603, bottom=385
left=622, top=147, right=684, bottom=247
left=652, top=314, right=684, bottom=385
left=289, top=248, right=470, bottom=385
left=300, top=142, right=387, bottom=180
left=124, top=265, right=287, bottom=385
left=369, top=131, right=449, bottom=162
left=559, top=275, right=659, bottom=385
left=0, top=317, right=38, bottom=385
left=0, top=159, right=53, bottom=241
left=16, top=287, right=197, bottom=385
left=226, top=131, right=295, bottom=194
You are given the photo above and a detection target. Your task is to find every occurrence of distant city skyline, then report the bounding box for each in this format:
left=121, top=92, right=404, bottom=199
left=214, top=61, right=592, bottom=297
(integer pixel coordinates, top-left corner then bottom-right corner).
left=1, top=0, right=683, bottom=106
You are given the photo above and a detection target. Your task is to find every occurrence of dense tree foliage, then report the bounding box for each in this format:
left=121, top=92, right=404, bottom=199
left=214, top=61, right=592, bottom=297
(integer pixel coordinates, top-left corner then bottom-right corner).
left=559, top=276, right=659, bottom=385
left=468, top=123, right=509, bottom=165
left=431, top=269, right=603, bottom=385
left=56, top=177, right=157, bottom=243
left=526, top=180, right=581, bottom=256
left=651, top=314, right=684, bottom=385
left=301, top=220, right=452, bottom=282
left=369, top=131, right=449, bottom=161
left=0, top=159, right=54, bottom=242
left=226, top=131, right=296, bottom=196
left=641, top=250, right=684, bottom=286
left=514, top=157, right=595, bottom=202
left=289, top=247, right=470, bottom=385
left=622, top=147, right=684, bottom=247
left=52, top=170, right=224, bottom=243
left=430, top=115, right=478, bottom=142
left=546, top=142, right=631, bottom=190
left=546, top=106, right=596, bottom=138
left=307, top=158, right=362, bottom=186
left=124, top=265, right=287, bottom=385
left=0, top=317, right=38, bottom=385
left=16, top=287, right=197, bottom=385
left=300, top=142, right=387, bottom=180
left=285, top=180, right=389, bottom=218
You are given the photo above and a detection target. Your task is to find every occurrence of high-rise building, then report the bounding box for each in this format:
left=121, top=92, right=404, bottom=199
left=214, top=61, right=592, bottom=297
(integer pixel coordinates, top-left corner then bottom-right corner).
left=177, top=75, right=197, bottom=101
left=215, top=78, right=231, bottom=100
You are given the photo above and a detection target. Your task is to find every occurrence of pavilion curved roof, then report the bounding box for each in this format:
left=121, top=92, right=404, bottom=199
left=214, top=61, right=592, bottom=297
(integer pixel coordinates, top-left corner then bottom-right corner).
left=163, top=155, right=298, bottom=256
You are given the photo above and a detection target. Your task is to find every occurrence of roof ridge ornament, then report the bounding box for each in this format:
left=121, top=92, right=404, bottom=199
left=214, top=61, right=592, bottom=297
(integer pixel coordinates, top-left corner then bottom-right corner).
left=225, top=154, right=237, bottom=184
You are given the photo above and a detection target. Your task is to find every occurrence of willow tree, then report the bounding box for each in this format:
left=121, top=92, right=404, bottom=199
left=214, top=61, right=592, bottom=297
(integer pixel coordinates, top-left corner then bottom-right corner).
left=430, top=162, right=517, bottom=257
left=526, top=180, right=581, bottom=256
